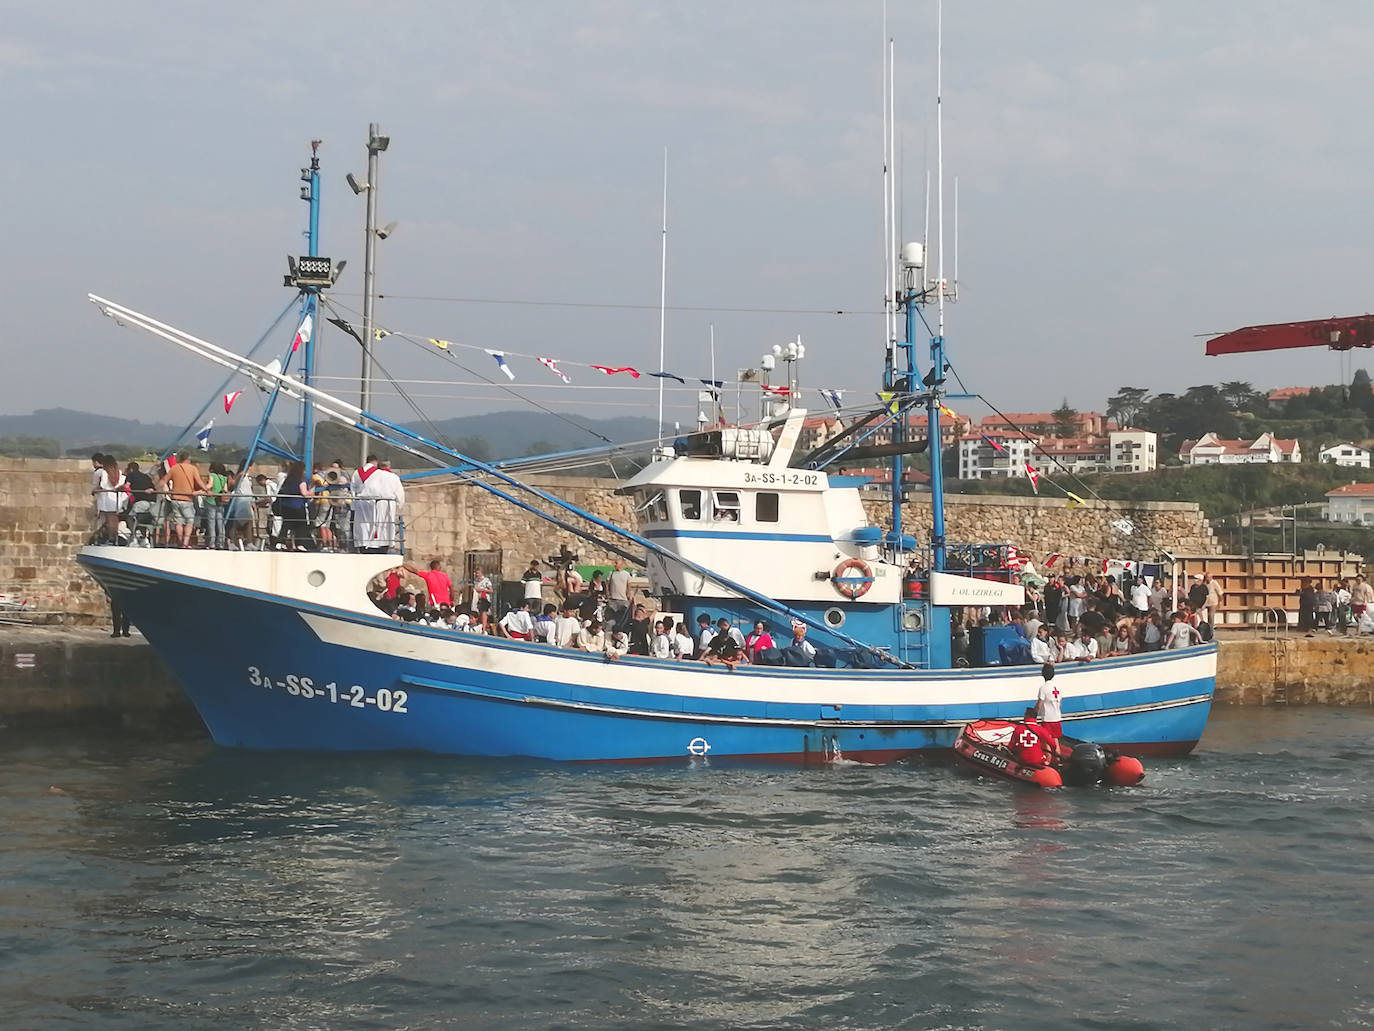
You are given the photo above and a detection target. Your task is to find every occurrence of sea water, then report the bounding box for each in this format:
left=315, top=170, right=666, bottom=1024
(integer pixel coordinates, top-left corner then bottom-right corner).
left=1, top=708, right=1371, bottom=1030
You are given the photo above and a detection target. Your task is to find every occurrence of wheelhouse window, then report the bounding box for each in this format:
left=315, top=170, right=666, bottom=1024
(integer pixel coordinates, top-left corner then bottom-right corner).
left=712, top=490, right=741, bottom=522
left=679, top=489, right=703, bottom=520
left=755, top=491, right=779, bottom=522
left=636, top=490, right=668, bottom=523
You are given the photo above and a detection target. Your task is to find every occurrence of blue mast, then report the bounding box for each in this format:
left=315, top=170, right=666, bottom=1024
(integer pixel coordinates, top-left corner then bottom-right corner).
left=240, top=140, right=335, bottom=476
left=299, top=140, right=322, bottom=476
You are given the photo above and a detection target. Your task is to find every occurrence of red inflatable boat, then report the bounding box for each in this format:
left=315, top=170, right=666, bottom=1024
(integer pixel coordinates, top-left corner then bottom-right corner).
left=953, top=719, right=1145, bottom=789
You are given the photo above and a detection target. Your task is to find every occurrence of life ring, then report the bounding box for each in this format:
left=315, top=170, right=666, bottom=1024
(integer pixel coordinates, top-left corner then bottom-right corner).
left=832, top=558, right=874, bottom=600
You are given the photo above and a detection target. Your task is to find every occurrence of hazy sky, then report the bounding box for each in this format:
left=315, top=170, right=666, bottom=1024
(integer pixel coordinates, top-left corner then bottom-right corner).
left=5, top=1, right=1374, bottom=436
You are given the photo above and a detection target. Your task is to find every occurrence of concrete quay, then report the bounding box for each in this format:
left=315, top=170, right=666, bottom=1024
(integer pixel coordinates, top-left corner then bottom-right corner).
left=1, top=625, right=1370, bottom=732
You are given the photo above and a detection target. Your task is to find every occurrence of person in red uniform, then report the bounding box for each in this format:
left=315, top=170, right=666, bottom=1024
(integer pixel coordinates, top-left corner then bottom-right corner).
left=1010, top=709, right=1060, bottom=767
left=405, top=559, right=453, bottom=612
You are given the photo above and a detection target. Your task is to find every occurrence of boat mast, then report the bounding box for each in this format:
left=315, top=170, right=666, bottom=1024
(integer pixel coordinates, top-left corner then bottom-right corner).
left=925, top=0, right=949, bottom=573
left=657, top=147, right=669, bottom=445
left=355, top=123, right=390, bottom=466
left=299, top=140, right=322, bottom=475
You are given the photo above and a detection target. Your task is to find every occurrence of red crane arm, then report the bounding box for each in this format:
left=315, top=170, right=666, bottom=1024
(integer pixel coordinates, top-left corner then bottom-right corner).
left=1205, top=315, right=1374, bottom=356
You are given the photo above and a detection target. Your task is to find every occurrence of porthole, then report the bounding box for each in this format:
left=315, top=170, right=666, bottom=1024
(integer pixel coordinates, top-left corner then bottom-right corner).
left=823, top=607, right=846, bottom=628
left=901, top=608, right=925, bottom=632
left=307, top=569, right=326, bottom=588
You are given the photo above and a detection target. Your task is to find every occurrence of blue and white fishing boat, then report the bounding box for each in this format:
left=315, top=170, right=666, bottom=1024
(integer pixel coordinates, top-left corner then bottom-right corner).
left=77, top=98, right=1216, bottom=763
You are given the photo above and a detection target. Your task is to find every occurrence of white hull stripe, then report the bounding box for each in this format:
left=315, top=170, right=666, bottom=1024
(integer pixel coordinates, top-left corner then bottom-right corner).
left=401, top=673, right=1213, bottom=728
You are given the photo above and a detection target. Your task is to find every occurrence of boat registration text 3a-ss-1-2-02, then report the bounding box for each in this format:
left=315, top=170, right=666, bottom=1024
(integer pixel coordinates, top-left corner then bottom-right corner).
left=742, top=471, right=819, bottom=486
left=245, top=667, right=409, bottom=714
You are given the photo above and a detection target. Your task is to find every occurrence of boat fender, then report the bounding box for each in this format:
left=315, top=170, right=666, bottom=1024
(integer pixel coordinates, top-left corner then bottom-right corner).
left=1104, top=754, right=1145, bottom=786
left=832, top=558, right=875, bottom=600
left=1029, top=766, right=1063, bottom=789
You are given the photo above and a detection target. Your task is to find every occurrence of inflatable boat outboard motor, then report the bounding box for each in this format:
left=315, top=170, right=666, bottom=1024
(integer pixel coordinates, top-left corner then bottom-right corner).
left=1063, top=741, right=1108, bottom=786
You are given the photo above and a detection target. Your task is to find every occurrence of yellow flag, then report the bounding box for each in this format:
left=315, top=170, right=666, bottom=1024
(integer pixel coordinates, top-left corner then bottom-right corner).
left=938, top=403, right=958, bottom=420
left=1065, top=492, right=1085, bottom=509
left=374, top=328, right=390, bottom=340
left=429, top=338, right=450, bottom=350
left=876, top=391, right=900, bottom=415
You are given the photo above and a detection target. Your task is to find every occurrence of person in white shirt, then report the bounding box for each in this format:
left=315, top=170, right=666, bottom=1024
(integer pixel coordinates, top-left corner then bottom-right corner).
left=532, top=604, right=557, bottom=644
left=605, top=631, right=630, bottom=660
left=607, top=558, right=632, bottom=623
left=577, top=619, right=606, bottom=653
left=1164, top=612, right=1200, bottom=649
left=520, top=560, right=545, bottom=609
left=498, top=602, right=535, bottom=640
left=650, top=621, right=672, bottom=659
left=1130, top=580, right=1151, bottom=615
left=715, top=618, right=746, bottom=651
left=1029, top=625, right=1056, bottom=665
left=695, top=615, right=717, bottom=659
left=1062, top=630, right=1098, bottom=662
left=1035, top=663, right=1064, bottom=737
left=672, top=624, right=695, bottom=659
left=1067, top=578, right=1088, bottom=624
left=552, top=604, right=581, bottom=648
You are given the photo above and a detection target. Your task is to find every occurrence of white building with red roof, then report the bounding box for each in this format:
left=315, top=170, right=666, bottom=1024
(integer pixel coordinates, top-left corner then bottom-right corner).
left=1178, top=432, right=1301, bottom=465
left=1318, top=442, right=1371, bottom=469
left=1325, top=481, right=1374, bottom=523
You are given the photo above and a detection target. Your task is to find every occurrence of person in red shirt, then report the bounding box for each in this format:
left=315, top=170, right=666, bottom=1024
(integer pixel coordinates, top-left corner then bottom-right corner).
left=384, top=569, right=401, bottom=600
left=405, top=559, right=453, bottom=611
left=1010, top=710, right=1059, bottom=767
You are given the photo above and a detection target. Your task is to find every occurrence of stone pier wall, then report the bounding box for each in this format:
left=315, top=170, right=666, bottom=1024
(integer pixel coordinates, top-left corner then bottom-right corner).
left=0, top=461, right=1219, bottom=623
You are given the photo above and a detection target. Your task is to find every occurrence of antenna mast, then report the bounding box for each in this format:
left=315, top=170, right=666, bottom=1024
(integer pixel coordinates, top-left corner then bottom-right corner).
left=657, top=147, right=669, bottom=445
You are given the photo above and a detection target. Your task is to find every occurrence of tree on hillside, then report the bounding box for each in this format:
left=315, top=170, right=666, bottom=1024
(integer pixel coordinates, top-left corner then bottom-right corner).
left=1353, top=368, right=1374, bottom=417
left=1106, top=386, right=1150, bottom=428
left=1052, top=399, right=1078, bottom=437
left=1219, top=381, right=1262, bottom=412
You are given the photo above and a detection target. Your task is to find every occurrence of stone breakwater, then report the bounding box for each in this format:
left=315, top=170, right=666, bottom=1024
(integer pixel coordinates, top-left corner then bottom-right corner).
left=2, top=458, right=1220, bottom=624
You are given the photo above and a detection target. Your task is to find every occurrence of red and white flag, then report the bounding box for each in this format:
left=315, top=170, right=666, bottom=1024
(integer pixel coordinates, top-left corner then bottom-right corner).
left=1045, top=552, right=1062, bottom=568
left=291, top=313, right=313, bottom=353
left=1024, top=463, right=1040, bottom=494
left=761, top=384, right=792, bottom=396
left=223, top=390, right=243, bottom=414
left=591, top=365, right=640, bottom=379
left=537, top=357, right=570, bottom=383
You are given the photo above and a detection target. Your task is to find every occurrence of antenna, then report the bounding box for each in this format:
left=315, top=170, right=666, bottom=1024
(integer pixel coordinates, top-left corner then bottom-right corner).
left=888, top=37, right=898, bottom=355
left=952, top=174, right=959, bottom=301
left=935, top=0, right=945, bottom=336
left=657, top=146, right=668, bottom=445
left=881, top=7, right=893, bottom=365
left=922, top=170, right=931, bottom=295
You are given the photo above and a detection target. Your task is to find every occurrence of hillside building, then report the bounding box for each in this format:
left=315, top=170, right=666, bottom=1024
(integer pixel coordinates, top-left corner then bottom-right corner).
left=1178, top=432, right=1301, bottom=465
left=1325, top=482, right=1374, bottom=524
left=1318, top=442, right=1371, bottom=469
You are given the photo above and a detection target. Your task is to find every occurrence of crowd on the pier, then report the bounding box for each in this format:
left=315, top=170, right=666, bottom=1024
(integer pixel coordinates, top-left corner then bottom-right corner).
left=955, top=564, right=1374, bottom=663
left=89, top=451, right=406, bottom=553
left=369, top=555, right=820, bottom=667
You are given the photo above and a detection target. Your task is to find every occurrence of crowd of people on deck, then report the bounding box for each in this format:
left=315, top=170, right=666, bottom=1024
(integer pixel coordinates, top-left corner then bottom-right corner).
left=368, top=555, right=823, bottom=666
left=952, top=567, right=1226, bottom=665
left=89, top=451, right=405, bottom=553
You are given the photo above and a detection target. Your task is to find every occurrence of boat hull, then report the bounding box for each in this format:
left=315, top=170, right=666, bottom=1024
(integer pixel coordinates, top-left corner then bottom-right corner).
left=81, top=548, right=1216, bottom=763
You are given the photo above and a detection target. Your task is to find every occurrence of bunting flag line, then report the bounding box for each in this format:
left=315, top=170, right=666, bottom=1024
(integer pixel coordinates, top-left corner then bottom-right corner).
left=876, top=391, right=899, bottom=414
left=484, top=350, right=516, bottom=381
left=1024, top=464, right=1040, bottom=494
left=196, top=420, right=214, bottom=451
left=820, top=388, right=845, bottom=410
left=1065, top=492, right=1085, bottom=510
left=980, top=433, right=1005, bottom=453
left=428, top=338, right=450, bottom=350
left=649, top=371, right=686, bottom=384
left=223, top=391, right=242, bottom=414
left=374, top=328, right=390, bottom=340
left=761, top=384, right=792, bottom=396
left=1110, top=518, right=1135, bottom=536
left=537, top=356, right=570, bottom=383
left=1045, top=552, right=1062, bottom=568
left=291, top=313, right=313, bottom=353
left=591, top=365, right=641, bottom=379
left=699, top=378, right=725, bottom=389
